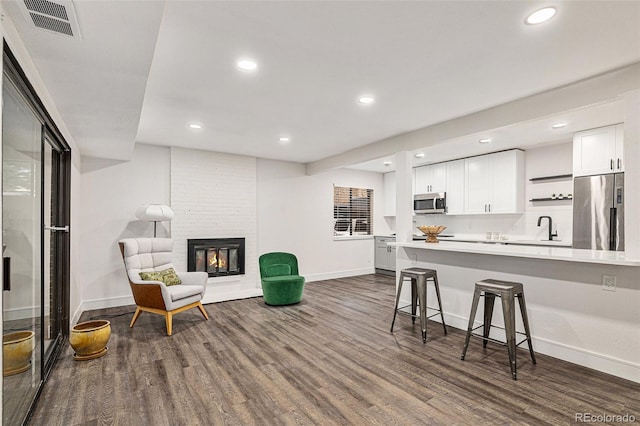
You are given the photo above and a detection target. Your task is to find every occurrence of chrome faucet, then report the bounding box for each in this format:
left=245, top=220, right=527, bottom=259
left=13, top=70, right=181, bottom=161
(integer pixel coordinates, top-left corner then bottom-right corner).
left=537, top=216, right=558, bottom=241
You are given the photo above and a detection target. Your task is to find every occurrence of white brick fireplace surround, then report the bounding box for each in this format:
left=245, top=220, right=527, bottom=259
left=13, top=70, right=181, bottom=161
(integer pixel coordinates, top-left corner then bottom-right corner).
left=170, top=147, right=261, bottom=303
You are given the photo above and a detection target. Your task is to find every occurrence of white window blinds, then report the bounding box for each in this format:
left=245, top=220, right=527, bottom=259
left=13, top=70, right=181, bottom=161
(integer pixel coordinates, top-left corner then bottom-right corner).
left=333, top=186, right=373, bottom=236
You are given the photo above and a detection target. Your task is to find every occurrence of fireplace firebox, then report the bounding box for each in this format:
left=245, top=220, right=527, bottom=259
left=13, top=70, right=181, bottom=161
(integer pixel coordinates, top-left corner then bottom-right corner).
left=187, top=238, right=245, bottom=277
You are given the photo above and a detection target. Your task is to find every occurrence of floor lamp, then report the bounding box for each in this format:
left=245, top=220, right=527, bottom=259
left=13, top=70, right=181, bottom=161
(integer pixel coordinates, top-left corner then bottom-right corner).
left=135, top=204, right=174, bottom=237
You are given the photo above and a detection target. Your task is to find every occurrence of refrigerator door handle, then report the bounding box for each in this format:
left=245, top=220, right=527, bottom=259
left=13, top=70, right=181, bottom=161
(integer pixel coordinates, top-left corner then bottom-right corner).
left=609, top=207, right=617, bottom=251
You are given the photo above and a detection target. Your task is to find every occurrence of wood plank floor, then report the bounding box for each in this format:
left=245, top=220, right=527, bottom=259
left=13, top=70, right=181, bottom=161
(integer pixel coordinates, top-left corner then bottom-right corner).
left=30, top=274, right=639, bottom=425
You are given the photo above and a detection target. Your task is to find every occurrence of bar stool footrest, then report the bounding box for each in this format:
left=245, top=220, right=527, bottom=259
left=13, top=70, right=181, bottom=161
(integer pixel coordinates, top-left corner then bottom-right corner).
left=396, top=305, right=444, bottom=320
left=469, top=324, right=530, bottom=348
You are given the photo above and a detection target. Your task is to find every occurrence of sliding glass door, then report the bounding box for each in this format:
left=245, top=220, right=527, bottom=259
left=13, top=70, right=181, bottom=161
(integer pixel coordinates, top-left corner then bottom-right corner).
left=2, top=71, right=43, bottom=425
left=2, top=46, right=69, bottom=425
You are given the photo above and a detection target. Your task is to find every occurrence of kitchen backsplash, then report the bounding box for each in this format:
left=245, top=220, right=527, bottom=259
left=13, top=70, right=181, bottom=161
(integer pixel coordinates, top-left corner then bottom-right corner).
left=413, top=209, right=572, bottom=242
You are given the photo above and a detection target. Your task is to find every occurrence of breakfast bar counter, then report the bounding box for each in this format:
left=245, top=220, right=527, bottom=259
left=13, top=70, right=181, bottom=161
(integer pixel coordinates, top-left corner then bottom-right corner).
left=390, top=240, right=640, bottom=266
left=388, top=240, right=640, bottom=383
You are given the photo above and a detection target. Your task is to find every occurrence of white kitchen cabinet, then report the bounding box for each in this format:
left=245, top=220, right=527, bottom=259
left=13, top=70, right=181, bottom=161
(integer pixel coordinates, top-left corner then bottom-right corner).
left=374, top=236, right=396, bottom=273
left=464, top=155, right=491, bottom=214
left=445, top=159, right=465, bottom=214
left=573, top=123, right=624, bottom=177
left=383, top=171, right=396, bottom=216
left=414, top=163, right=446, bottom=194
left=464, top=150, right=525, bottom=214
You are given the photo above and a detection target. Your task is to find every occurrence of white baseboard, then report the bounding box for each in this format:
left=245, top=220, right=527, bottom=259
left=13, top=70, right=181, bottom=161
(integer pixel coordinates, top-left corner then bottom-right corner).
left=531, top=337, right=640, bottom=384
left=81, top=295, right=135, bottom=313
left=398, top=303, right=640, bottom=384
left=305, top=267, right=375, bottom=282
left=70, top=303, right=84, bottom=328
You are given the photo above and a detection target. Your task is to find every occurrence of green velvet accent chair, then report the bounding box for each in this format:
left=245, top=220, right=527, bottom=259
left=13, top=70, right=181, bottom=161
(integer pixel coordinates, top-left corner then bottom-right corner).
left=259, top=252, right=305, bottom=306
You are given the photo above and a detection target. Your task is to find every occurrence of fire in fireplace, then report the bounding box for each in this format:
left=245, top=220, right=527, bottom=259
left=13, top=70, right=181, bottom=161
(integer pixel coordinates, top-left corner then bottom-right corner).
left=187, top=238, right=245, bottom=277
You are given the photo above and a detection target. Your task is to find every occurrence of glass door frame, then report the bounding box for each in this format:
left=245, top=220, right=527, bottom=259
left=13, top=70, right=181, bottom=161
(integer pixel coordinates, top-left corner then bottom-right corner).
left=41, top=128, right=69, bottom=375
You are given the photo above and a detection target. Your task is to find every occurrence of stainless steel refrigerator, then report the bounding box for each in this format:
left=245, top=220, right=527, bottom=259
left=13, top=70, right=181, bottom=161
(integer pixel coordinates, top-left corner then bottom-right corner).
left=572, top=173, right=624, bottom=250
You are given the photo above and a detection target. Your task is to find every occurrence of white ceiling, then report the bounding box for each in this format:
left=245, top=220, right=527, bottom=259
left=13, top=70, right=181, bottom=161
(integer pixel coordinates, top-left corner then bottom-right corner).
left=349, top=99, right=625, bottom=173
left=3, top=1, right=640, bottom=165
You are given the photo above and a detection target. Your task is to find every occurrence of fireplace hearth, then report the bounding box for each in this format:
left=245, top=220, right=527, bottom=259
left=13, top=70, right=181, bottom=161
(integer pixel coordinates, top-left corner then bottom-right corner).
left=187, top=238, right=245, bottom=277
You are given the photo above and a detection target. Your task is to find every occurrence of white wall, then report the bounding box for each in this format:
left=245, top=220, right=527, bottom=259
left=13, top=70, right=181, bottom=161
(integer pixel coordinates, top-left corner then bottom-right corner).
left=521, top=142, right=574, bottom=240
left=78, top=144, right=171, bottom=313
left=257, top=159, right=391, bottom=281
left=79, top=151, right=390, bottom=309
left=623, top=89, right=640, bottom=258
left=413, top=142, right=573, bottom=241
left=170, top=148, right=260, bottom=302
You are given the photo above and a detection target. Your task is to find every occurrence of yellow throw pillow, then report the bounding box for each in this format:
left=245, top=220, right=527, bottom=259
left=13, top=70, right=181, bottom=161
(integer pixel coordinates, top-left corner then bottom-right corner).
left=139, top=269, right=182, bottom=286
left=139, top=271, right=163, bottom=282
left=158, top=268, right=182, bottom=286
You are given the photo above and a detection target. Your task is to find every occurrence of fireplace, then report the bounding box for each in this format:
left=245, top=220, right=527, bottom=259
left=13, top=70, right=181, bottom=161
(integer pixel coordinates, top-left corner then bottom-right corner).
left=187, top=238, right=245, bottom=277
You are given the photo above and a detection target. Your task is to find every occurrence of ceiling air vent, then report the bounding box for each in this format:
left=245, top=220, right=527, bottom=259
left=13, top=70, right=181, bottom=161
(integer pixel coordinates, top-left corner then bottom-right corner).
left=19, top=0, right=82, bottom=38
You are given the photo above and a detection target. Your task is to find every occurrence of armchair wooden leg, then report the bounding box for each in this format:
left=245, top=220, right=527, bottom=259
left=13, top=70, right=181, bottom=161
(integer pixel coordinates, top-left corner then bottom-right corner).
left=130, top=307, right=142, bottom=328
left=197, top=302, right=209, bottom=320
left=165, top=312, right=173, bottom=336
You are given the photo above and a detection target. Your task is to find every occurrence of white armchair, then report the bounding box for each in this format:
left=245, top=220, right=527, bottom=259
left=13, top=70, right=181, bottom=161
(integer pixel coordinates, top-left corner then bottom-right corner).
left=118, top=238, right=209, bottom=335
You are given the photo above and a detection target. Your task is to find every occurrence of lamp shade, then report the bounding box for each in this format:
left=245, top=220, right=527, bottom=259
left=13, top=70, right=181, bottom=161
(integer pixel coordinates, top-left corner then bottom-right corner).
left=135, top=204, right=174, bottom=222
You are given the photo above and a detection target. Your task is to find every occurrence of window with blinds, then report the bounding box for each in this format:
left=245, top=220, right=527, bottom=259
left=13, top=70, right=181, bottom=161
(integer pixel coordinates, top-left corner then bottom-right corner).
left=333, top=186, right=373, bottom=237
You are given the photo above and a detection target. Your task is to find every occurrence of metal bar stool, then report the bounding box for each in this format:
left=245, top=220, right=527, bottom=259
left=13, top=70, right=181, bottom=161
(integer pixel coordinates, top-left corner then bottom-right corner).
left=460, top=279, right=536, bottom=379
left=390, top=267, right=447, bottom=343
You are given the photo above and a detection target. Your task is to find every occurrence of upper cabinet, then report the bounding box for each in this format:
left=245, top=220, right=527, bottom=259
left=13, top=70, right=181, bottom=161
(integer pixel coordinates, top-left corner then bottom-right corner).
left=573, top=123, right=623, bottom=177
left=414, top=163, right=446, bottom=194
left=464, top=150, right=525, bottom=214
left=445, top=159, right=465, bottom=215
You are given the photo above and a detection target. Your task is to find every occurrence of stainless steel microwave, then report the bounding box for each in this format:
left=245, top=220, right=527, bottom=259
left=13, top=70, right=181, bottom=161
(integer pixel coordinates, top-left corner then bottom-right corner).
left=413, top=192, right=446, bottom=214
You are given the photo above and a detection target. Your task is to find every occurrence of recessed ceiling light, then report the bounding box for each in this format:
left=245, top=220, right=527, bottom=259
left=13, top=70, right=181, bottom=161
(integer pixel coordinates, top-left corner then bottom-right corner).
left=415, top=153, right=425, bottom=158
left=551, top=122, right=567, bottom=129
left=526, top=7, right=557, bottom=25
left=279, top=137, right=290, bottom=143
left=237, top=59, right=257, bottom=71
left=479, top=138, right=491, bottom=144
left=383, top=161, right=392, bottom=166
left=358, top=96, right=375, bottom=105
left=188, top=123, right=202, bottom=129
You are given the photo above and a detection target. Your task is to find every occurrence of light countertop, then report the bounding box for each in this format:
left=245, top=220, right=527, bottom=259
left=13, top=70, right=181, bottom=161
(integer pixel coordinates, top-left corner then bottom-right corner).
left=434, top=235, right=572, bottom=247
left=390, top=240, right=640, bottom=266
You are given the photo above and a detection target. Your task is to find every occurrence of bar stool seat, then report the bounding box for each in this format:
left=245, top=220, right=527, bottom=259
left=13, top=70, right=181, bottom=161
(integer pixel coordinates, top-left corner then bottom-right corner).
left=460, top=279, right=536, bottom=379
left=390, top=267, right=447, bottom=343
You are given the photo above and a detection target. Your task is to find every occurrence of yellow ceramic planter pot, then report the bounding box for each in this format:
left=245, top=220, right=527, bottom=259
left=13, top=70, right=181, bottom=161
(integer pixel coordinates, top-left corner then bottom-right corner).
left=3, top=330, right=35, bottom=376
left=69, top=320, right=110, bottom=361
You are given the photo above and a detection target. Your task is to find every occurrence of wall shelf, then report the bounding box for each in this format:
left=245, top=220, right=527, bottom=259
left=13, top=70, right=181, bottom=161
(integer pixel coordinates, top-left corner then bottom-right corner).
left=529, top=197, right=573, bottom=202
left=529, top=174, right=573, bottom=182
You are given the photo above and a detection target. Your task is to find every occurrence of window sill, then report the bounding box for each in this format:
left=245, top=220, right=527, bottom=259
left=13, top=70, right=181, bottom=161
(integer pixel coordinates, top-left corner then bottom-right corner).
left=333, top=235, right=374, bottom=241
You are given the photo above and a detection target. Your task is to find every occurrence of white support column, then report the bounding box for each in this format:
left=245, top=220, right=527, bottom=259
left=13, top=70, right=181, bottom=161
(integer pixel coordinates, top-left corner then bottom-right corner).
left=623, top=89, right=640, bottom=259
left=395, top=151, right=413, bottom=244
left=394, top=151, right=413, bottom=302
